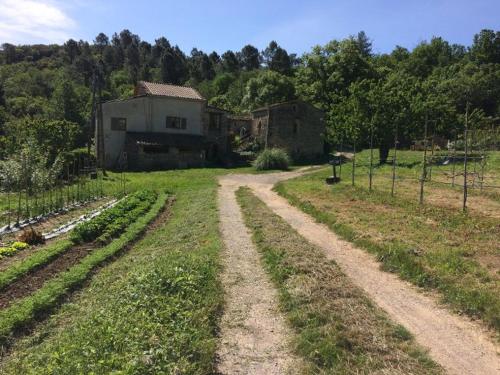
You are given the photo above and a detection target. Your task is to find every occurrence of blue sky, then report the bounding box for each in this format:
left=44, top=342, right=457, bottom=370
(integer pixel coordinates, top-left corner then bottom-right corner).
left=0, top=0, right=499, bottom=55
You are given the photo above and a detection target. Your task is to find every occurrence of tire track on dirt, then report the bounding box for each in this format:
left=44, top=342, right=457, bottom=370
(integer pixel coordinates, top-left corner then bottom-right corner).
left=220, top=170, right=499, bottom=375
left=217, top=179, right=299, bottom=375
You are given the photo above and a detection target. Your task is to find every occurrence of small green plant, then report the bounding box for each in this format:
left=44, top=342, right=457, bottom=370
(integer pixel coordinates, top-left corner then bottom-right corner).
left=0, top=241, right=29, bottom=259
left=254, top=148, right=291, bottom=171
left=70, top=190, right=156, bottom=245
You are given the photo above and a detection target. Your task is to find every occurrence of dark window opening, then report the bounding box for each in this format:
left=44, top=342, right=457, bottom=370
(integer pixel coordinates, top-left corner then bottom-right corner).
left=111, top=117, right=127, bottom=131
left=142, top=144, right=169, bottom=154
left=209, top=113, right=222, bottom=131
left=257, top=121, right=262, bottom=135
left=166, top=116, right=187, bottom=129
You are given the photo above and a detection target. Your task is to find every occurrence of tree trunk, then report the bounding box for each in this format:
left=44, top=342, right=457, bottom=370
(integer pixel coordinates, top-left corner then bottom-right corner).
left=379, top=144, right=390, bottom=164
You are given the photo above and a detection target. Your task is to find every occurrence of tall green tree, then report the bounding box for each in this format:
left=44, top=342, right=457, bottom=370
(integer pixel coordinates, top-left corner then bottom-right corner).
left=242, top=70, right=295, bottom=110
left=240, top=45, right=261, bottom=71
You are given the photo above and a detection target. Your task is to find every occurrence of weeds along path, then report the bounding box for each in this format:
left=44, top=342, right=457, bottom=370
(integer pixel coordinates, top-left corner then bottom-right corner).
left=220, top=169, right=499, bottom=375
left=217, top=178, right=300, bottom=374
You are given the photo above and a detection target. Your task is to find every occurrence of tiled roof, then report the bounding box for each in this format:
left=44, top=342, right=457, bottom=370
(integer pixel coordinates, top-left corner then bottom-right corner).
left=135, top=81, right=205, bottom=101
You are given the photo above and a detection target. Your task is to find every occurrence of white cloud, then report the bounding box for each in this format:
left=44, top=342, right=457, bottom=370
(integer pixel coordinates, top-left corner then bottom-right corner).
left=0, top=0, right=77, bottom=44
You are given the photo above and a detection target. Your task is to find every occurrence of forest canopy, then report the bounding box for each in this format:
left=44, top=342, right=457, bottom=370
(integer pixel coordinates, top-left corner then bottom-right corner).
left=0, top=29, right=499, bottom=160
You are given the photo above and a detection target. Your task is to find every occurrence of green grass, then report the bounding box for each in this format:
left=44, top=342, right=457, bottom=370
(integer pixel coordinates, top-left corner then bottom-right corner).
left=0, top=191, right=156, bottom=292
left=0, top=192, right=168, bottom=350
left=0, top=239, right=73, bottom=290
left=0, top=168, right=227, bottom=374
left=275, top=152, right=500, bottom=335
left=236, top=187, right=441, bottom=374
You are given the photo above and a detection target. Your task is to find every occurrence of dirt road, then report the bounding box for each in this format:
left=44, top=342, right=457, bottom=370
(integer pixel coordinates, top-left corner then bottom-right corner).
left=218, top=169, right=499, bottom=375
left=217, top=178, right=299, bottom=374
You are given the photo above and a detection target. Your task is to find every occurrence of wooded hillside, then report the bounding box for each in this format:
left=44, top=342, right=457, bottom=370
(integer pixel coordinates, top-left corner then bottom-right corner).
left=0, top=29, right=499, bottom=159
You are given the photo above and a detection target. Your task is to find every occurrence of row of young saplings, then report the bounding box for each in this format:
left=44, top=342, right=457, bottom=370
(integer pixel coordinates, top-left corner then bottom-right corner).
left=0, top=156, right=106, bottom=229
left=0, top=189, right=166, bottom=348
left=0, top=190, right=156, bottom=266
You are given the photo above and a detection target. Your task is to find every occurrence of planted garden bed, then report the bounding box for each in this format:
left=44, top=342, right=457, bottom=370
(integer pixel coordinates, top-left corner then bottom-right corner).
left=0, top=190, right=169, bottom=349
left=0, top=191, right=158, bottom=308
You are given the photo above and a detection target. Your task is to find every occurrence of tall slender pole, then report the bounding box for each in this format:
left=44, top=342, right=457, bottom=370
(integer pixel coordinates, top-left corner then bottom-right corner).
left=419, top=113, right=428, bottom=205
left=339, top=137, right=343, bottom=179
left=352, top=142, right=356, bottom=186
left=428, top=131, right=435, bottom=181
left=463, top=102, right=469, bottom=212
left=451, top=131, right=457, bottom=187
left=391, top=124, right=398, bottom=197
left=369, top=122, right=374, bottom=191
left=480, top=154, right=485, bottom=193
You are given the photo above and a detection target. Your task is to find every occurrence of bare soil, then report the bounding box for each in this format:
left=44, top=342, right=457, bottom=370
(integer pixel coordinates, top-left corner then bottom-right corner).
left=220, top=169, right=500, bottom=375
left=0, top=243, right=97, bottom=309
left=0, top=198, right=174, bottom=311
left=0, top=199, right=111, bottom=272
left=217, top=178, right=301, bottom=374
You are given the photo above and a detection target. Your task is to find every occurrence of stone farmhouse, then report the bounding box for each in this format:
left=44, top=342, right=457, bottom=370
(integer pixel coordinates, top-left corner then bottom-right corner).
left=246, top=100, right=325, bottom=159
left=96, top=81, right=325, bottom=170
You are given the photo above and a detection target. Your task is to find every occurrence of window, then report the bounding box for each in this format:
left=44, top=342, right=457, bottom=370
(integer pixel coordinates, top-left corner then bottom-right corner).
left=111, top=117, right=127, bottom=131
left=209, top=113, right=222, bottom=131
left=166, top=116, right=187, bottom=129
left=257, top=121, right=262, bottom=135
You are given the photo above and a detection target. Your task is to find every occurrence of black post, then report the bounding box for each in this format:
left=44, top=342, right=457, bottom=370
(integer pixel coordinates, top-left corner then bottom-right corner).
left=369, top=122, right=374, bottom=191
left=352, top=142, right=356, bottom=186
left=391, top=124, right=398, bottom=197
left=419, top=113, right=428, bottom=205
left=463, top=102, right=469, bottom=212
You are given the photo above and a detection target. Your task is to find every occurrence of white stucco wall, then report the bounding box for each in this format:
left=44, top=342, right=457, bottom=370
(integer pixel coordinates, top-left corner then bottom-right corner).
left=100, top=95, right=205, bottom=168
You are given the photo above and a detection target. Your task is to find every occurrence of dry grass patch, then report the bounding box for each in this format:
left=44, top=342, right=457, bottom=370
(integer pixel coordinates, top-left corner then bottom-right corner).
left=237, top=187, right=442, bottom=374
left=275, top=167, right=500, bottom=333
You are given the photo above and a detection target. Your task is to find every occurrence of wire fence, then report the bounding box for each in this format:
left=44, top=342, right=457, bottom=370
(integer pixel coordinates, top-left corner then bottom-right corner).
left=331, top=126, right=500, bottom=213
left=0, top=158, right=107, bottom=230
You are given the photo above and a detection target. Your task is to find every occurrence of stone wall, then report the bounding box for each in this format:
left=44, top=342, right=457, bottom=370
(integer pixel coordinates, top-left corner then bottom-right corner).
left=268, top=101, right=325, bottom=159
left=250, top=101, right=325, bottom=160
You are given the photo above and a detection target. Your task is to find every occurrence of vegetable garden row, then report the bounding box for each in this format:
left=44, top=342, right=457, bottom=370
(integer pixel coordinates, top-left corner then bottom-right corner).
left=0, top=189, right=169, bottom=351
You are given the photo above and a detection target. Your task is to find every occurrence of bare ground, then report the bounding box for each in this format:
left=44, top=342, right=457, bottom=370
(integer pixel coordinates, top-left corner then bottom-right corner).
left=219, top=168, right=500, bottom=375
left=0, top=198, right=174, bottom=312
left=217, top=179, right=300, bottom=374
left=0, top=198, right=112, bottom=272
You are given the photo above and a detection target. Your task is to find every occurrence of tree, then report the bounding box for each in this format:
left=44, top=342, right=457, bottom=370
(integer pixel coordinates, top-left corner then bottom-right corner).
left=263, top=41, right=292, bottom=75
left=240, top=45, right=260, bottom=70
left=160, top=50, right=174, bottom=83
left=356, top=31, right=372, bottom=57
left=471, top=29, right=500, bottom=64
left=0, top=81, right=5, bottom=107
left=126, top=41, right=141, bottom=83
left=221, top=50, right=240, bottom=73
left=242, top=70, right=296, bottom=110
left=209, top=51, right=221, bottom=71
left=64, top=39, right=80, bottom=64
left=296, top=38, right=374, bottom=112
left=1, top=43, right=17, bottom=64
left=94, top=33, right=109, bottom=54
left=50, top=75, right=85, bottom=134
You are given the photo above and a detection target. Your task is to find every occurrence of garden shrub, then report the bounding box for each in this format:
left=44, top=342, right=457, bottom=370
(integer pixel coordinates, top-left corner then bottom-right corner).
left=254, top=148, right=291, bottom=171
